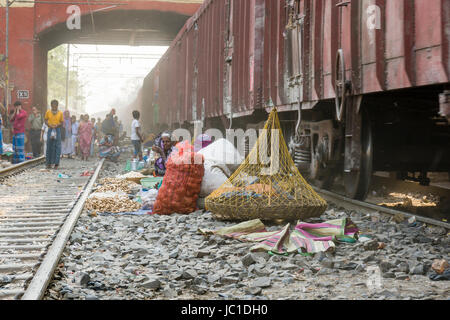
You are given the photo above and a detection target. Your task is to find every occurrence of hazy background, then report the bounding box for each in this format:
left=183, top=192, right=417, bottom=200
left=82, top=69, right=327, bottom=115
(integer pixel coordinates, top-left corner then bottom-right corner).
left=48, top=44, right=168, bottom=118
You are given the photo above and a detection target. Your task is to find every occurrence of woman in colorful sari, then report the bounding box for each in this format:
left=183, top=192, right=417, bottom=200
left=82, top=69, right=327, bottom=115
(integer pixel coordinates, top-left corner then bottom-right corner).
left=152, top=132, right=174, bottom=176
left=78, top=114, right=93, bottom=161
left=99, top=134, right=120, bottom=162
left=61, top=110, right=73, bottom=159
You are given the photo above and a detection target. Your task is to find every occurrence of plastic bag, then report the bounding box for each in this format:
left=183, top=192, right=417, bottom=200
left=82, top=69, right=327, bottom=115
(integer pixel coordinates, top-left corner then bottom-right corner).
left=138, top=189, right=159, bottom=210
left=137, top=189, right=158, bottom=202
left=153, top=141, right=204, bottom=215
left=2, top=144, right=13, bottom=153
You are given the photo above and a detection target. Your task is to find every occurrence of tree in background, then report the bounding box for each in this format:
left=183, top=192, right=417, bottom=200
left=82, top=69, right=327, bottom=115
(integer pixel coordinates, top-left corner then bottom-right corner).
left=47, top=44, right=85, bottom=113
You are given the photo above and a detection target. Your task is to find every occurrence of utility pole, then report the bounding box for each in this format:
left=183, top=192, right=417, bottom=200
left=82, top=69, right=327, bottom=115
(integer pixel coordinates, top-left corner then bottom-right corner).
left=65, top=43, right=70, bottom=110
left=4, top=0, right=10, bottom=117
left=2, top=0, right=14, bottom=143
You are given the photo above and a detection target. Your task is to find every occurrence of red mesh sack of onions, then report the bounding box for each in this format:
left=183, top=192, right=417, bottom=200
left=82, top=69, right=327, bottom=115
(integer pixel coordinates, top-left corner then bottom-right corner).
left=153, top=141, right=204, bottom=215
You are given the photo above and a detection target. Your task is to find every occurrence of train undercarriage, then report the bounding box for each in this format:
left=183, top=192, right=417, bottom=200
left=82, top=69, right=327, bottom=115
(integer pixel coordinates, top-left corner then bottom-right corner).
left=163, top=85, right=450, bottom=202
left=287, top=85, right=450, bottom=200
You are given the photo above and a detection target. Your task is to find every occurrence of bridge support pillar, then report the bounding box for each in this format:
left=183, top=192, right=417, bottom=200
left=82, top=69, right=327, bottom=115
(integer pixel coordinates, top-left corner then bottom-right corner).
left=33, top=42, right=48, bottom=114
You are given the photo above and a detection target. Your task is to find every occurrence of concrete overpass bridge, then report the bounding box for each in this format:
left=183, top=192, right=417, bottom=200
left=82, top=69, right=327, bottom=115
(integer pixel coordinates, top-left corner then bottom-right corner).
left=0, top=0, right=202, bottom=113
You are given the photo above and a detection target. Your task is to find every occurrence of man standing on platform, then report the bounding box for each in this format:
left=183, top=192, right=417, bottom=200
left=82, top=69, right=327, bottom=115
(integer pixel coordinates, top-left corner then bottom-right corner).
left=10, top=101, right=28, bottom=164
left=27, top=106, right=43, bottom=158
left=44, top=100, right=64, bottom=169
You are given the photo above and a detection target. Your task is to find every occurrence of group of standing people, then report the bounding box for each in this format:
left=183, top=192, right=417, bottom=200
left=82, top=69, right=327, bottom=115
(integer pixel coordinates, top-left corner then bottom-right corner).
left=0, top=101, right=47, bottom=163
left=1, top=102, right=212, bottom=176
left=60, top=110, right=97, bottom=161
left=0, top=99, right=111, bottom=169
left=0, top=100, right=62, bottom=166
left=44, top=104, right=124, bottom=167
left=0, top=102, right=171, bottom=171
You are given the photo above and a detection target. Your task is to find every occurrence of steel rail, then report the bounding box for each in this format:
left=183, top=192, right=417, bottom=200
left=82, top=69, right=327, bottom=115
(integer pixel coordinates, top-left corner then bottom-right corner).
left=0, top=156, right=45, bottom=178
left=313, top=186, right=450, bottom=230
left=21, top=158, right=104, bottom=300
left=0, top=157, right=104, bottom=299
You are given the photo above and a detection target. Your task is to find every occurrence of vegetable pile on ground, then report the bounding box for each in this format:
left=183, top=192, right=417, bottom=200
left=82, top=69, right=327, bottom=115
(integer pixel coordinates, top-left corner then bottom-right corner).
left=95, top=178, right=140, bottom=194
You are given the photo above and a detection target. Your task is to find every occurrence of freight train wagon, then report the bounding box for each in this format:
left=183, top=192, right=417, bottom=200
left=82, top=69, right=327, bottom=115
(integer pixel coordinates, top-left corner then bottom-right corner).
left=140, top=0, right=450, bottom=200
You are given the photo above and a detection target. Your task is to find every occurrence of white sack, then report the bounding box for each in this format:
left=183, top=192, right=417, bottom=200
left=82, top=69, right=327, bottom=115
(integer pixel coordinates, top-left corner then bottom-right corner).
left=198, top=138, right=243, bottom=171
left=199, top=160, right=229, bottom=198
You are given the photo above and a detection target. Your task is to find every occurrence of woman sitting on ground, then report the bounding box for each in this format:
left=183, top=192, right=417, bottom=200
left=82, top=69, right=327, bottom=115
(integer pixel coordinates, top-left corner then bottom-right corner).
left=152, top=132, right=175, bottom=176
left=99, top=134, right=120, bottom=162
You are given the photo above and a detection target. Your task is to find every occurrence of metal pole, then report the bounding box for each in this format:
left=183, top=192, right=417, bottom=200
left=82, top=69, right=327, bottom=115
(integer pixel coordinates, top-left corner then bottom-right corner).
left=65, top=44, right=70, bottom=110
left=5, top=0, right=9, bottom=118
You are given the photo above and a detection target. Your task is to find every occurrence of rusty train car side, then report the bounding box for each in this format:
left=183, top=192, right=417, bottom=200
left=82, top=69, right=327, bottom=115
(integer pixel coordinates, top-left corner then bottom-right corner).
left=140, top=0, right=450, bottom=200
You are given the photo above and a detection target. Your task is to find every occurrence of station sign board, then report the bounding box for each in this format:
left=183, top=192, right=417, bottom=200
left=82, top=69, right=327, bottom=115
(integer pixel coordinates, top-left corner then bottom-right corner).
left=17, top=90, right=30, bottom=99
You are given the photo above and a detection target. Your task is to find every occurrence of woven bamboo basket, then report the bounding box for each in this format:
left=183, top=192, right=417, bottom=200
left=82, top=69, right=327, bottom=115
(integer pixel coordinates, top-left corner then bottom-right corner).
left=206, top=186, right=327, bottom=222
left=205, top=109, right=327, bottom=221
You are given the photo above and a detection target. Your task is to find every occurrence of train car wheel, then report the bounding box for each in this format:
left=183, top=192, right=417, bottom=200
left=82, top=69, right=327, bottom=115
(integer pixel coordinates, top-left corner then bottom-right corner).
left=344, top=108, right=373, bottom=200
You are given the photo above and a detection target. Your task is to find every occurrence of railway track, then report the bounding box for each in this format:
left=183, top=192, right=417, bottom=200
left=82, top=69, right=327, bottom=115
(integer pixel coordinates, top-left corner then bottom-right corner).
left=314, top=187, right=450, bottom=230
left=0, top=158, right=104, bottom=300
left=0, top=155, right=447, bottom=300
left=0, top=156, right=46, bottom=181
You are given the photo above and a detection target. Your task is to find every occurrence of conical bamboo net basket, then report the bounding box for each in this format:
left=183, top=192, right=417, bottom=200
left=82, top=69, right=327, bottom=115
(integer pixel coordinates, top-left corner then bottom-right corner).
left=205, top=109, right=327, bottom=221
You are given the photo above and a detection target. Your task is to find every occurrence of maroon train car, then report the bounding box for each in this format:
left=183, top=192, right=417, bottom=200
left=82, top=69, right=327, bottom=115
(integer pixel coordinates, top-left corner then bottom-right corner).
left=142, top=0, right=264, bottom=130
left=141, top=0, right=450, bottom=200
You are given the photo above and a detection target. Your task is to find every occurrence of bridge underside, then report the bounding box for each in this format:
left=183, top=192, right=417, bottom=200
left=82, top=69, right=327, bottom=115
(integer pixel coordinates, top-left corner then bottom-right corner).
left=0, top=2, right=200, bottom=117
left=39, top=10, right=189, bottom=48
left=28, top=9, right=192, bottom=113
